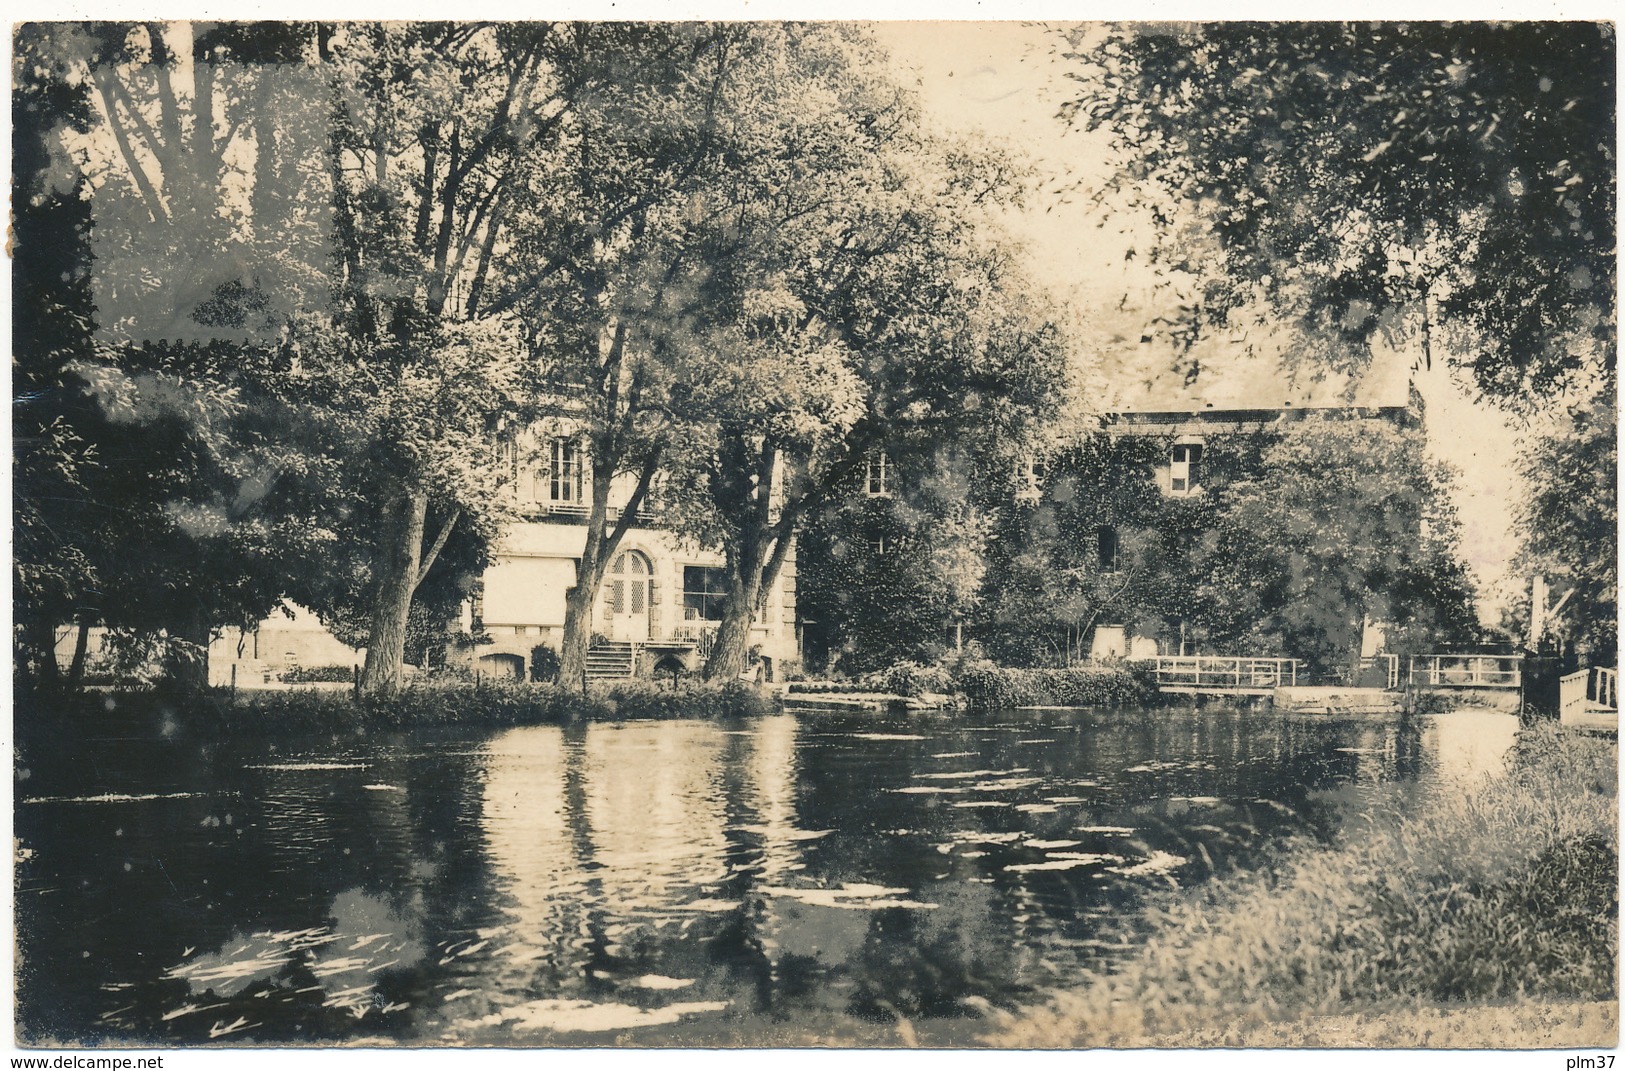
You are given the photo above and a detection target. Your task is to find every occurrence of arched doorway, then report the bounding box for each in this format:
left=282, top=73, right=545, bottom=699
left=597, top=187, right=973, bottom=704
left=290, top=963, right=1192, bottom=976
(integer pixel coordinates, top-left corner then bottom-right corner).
left=602, top=550, right=653, bottom=640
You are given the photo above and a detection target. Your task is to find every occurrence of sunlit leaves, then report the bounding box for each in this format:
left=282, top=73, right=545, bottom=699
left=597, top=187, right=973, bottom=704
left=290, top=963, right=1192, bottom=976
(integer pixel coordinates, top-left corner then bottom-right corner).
left=1066, top=21, right=1615, bottom=408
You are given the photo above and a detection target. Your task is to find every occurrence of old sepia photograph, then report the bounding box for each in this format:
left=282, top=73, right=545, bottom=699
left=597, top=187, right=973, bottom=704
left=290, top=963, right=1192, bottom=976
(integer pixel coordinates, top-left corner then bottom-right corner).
left=10, top=11, right=1617, bottom=1059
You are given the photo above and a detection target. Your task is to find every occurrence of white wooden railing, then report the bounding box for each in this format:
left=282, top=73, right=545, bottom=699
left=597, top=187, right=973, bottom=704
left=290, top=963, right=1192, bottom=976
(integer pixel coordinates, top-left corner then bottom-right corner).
left=1560, top=666, right=1616, bottom=725
left=1139, top=655, right=1298, bottom=690
left=1559, top=669, right=1590, bottom=722
left=1407, top=654, right=1522, bottom=689
left=1359, top=654, right=1401, bottom=690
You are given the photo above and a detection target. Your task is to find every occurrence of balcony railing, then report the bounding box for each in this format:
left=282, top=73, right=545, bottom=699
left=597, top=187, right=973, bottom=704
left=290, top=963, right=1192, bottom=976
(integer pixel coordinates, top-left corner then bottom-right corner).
left=1407, top=654, right=1522, bottom=689
left=516, top=500, right=657, bottom=526
left=667, top=620, right=720, bottom=646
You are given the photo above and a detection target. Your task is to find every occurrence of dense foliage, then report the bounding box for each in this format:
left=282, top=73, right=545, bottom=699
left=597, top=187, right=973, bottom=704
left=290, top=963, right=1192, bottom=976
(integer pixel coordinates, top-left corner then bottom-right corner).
left=14, top=21, right=1071, bottom=697
left=1066, top=21, right=1616, bottom=406
left=1508, top=379, right=1618, bottom=665
left=803, top=412, right=1478, bottom=680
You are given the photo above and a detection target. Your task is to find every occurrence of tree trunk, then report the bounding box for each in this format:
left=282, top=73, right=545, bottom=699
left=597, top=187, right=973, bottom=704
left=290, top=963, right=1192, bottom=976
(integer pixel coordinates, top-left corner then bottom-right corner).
left=361, top=488, right=428, bottom=695
left=558, top=579, right=597, bottom=694
left=65, top=618, right=92, bottom=692
left=161, top=602, right=212, bottom=694
left=20, top=616, right=61, bottom=691
left=704, top=439, right=803, bottom=683
left=706, top=537, right=766, bottom=682
left=1348, top=609, right=1369, bottom=685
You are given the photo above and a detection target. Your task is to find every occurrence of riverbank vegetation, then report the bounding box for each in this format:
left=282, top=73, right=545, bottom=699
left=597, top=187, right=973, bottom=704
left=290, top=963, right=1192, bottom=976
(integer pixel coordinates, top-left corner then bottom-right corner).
left=990, top=723, right=1618, bottom=1047
left=15, top=679, right=775, bottom=744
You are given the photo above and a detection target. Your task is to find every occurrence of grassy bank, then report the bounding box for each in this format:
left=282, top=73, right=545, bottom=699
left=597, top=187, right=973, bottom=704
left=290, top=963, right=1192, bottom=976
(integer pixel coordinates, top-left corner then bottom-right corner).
left=17, top=678, right=776, bottom=741
left=989, top=723, right=1619, bottom=1048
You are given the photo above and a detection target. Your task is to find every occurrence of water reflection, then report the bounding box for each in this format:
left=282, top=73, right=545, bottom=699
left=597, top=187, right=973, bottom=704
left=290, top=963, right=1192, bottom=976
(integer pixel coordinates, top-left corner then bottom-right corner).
left=1422, top=709, right=1521, bottom=784
left=15, top=706, right=1517, bottom=1045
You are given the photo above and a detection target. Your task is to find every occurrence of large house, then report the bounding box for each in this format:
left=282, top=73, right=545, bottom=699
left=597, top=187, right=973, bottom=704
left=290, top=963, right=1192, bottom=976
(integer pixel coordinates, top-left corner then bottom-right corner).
left=466, top=431, right=799, bottom=681
left=799, top=333, right=1423, bottom=675
left=192, top=430, right=801, bottom=687
left=1082, top=338, right=1418, bottom=664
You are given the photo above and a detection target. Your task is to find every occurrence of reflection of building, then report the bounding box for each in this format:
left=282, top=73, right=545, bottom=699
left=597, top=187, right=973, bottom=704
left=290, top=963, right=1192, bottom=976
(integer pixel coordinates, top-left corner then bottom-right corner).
left=468, top=430, right=798, bottom=681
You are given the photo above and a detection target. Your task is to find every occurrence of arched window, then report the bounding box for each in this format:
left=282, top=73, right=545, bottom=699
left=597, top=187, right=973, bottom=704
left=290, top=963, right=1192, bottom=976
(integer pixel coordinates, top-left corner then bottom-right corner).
left=606, top=550, right=652, bottom=617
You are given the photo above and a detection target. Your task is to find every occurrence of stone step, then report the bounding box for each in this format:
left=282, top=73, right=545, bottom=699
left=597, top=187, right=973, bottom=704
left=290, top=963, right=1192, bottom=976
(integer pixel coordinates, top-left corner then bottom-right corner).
left=585, top=642, right=635, bottom=680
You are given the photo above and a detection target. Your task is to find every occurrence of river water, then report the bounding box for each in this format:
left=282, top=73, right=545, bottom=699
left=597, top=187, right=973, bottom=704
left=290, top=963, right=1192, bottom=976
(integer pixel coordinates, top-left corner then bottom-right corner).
left=14, top=705, right=1518, bottom=1046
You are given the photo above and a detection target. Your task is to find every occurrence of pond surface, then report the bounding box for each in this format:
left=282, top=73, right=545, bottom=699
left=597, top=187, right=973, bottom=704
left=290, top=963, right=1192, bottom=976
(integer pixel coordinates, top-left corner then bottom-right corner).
left=14, top=705, right=1517, bottom=1046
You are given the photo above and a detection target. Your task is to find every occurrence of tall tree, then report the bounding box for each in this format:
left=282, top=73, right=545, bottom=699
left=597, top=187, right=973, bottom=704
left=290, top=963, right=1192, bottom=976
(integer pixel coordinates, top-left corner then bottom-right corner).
left=1197, top=415, right=1478, bottom=678
left=13, top=24, right=102, bottom=689
left=1509, top=378, right=1617, bottom=665
left=15, top=23, right=342, bottom=691
left=661, top=25, right=1076, bottom=679
left=1065, top=21, right=1615, bottom=407
left=493, top=23, right=754, bottom=691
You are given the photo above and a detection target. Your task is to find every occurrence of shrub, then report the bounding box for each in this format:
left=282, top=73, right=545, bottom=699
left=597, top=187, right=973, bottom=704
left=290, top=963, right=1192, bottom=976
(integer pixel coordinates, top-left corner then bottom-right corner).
left=279, top=664, right=355, bottom=684
left=530, top=644, right=561, bottom=683
left=860, top=661, right=955, bottom=697
left=17, top=676, right=779, bottom=741
left=953, top=662, right=1152, bottom=711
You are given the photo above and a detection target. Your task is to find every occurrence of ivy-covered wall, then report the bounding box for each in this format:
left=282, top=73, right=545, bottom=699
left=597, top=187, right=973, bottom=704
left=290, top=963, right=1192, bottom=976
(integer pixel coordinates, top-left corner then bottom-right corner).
left=980, top=428, right=1275, bottom=666
left=798, top=411, right=1479, bottom=680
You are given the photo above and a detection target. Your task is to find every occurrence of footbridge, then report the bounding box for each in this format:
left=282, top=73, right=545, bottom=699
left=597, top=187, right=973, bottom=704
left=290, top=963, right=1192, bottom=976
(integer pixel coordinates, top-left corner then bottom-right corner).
left=1560, top=666, right=1618, bottom=732
left=1137, top=655, right=1298, bottom=697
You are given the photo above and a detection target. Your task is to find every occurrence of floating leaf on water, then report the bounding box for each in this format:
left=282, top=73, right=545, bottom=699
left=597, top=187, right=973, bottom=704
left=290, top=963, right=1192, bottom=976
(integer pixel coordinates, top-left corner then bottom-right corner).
left=161, top=1001, right=228, bottom=1022
left=207, top=1016, right=260, bottom=1038
left=628, top=975, right=695, bottom=990
left=671, top=898, right=739, bottom=912
left=476, top=998, right=729, bottom=1034
left=1005, top=859, right=1098, bottom=873
left=1107, top=851, right=1188, bottom=877
left=913, top=768, right=1030, bottom=781
left=763, top=882, right=938, bottom=910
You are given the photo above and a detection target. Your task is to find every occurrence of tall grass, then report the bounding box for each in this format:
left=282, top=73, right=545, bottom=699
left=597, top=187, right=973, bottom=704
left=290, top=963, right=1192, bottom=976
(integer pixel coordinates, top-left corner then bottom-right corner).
left=993, top=724, right=1619, bottom=1047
